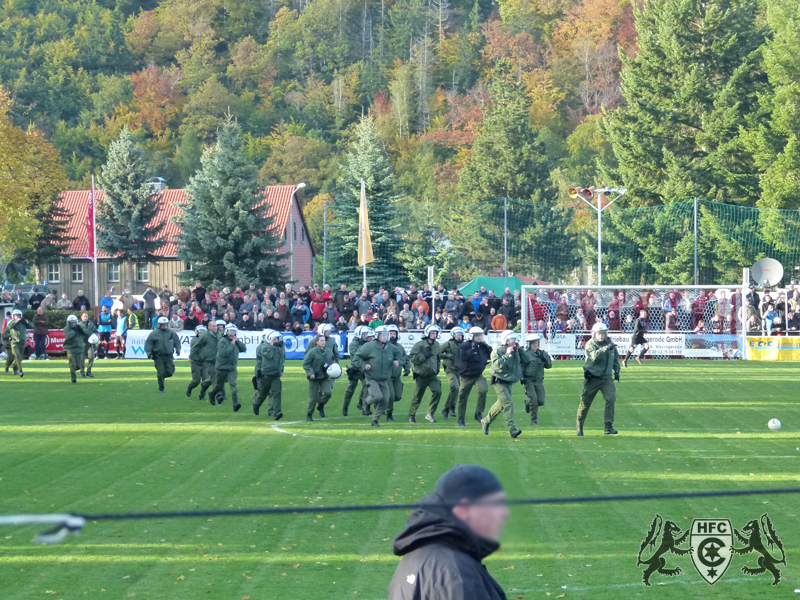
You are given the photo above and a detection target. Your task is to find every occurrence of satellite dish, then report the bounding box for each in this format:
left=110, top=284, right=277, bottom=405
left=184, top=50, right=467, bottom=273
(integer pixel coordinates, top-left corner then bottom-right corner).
left=751, top=258, right=784, bottom=288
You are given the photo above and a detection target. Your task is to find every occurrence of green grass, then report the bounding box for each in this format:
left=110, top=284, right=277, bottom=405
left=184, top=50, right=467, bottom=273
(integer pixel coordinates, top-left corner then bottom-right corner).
left=0, top=359, right=798, bottom=599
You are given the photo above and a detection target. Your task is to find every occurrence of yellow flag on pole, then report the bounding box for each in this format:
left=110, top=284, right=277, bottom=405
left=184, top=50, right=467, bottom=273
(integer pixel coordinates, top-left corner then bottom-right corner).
left=358, top=179, right=374, bottom=267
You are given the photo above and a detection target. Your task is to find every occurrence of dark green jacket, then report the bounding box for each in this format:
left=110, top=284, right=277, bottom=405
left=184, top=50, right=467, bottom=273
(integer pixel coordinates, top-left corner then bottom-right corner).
left=215, top=337, right=246, bottom=371
left=584, top=338, right=620, bottom=379
left=520, top=348, right=552, bottom=381
left=352, top=340, right=395, bottom=381
left=81, top=320, right=97, bottom=337
left=5, top=319, right=29, bottom=345
left=490, top=345, right=521, bottom=383
left=348, top=336, right=363, bottom=361
left=440, top=338, right=463, bottom=373
left=63, top=323, right=90, bottom=353
left=325, top=335, right=340, bottom=363
left=303, top=345, right=334, bottom=379
left=191, top=330, right=219, bottom=363
left=256, top=342, right=285, bottom=377
left=410, top=339, right=441, bottom=378
left=145, top=328, right=181, bottom=358
left=390, top=339, right=411, bottom=378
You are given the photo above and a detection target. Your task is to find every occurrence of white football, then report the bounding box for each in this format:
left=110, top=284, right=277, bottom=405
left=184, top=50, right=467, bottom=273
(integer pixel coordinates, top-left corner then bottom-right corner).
left=768, top=418, right=781, bottom=431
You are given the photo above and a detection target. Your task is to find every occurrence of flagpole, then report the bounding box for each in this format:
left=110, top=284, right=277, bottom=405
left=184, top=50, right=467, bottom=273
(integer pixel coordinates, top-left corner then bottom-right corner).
left=361, top=179, right=367, bottom=292
left=91, top=175, right=99, bottom=310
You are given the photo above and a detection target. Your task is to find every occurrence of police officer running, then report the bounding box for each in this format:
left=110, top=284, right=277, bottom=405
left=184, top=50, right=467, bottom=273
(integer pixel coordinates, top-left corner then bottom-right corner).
left=408, top=324, right=442, bottom=424
left=253, top=330, right=285, bottom=419
left=3, top=309, right=30, bottom=377
left=63, top=314, right=90, bottom=384
left=577, top=322, right=620, bottom=436
left=519, top=333, right=552, bottom=426
left=211, top=324, right=247, bottom=410
left=186, top=324, right=212, bottom=400
left=303, top=334, right=335, bottom=421
left=456, top=326, right=492, bottom=428
left=145, top=316, right=181, bottom=393
left=439, top=328, right=464, bottom=420
left=352, top=325, right=399, bottom=427
left=481, top=330, right=523, bottom=439
left=386, top=324, right=410, bottom=422
left=342, top=326, right=373, bottom=416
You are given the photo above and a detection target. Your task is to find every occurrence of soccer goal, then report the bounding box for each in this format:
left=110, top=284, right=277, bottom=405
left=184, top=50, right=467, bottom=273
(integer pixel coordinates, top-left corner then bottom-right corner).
left=520, top=284, right=748, bottom=360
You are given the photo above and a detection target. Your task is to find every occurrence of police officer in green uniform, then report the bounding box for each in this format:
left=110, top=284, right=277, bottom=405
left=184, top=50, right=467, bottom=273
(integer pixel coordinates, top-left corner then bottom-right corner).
left=320, top=323, right=340, bottom=363
left=145, top=316, right=182, bottom=393
left=303, top=334, right=334, bottom=421
left=253, top=329, right=285, bottom=419
left=456, top=326, right=492, bottom=427
left=80, top=311, right=98, bottom=378
left=186, top=324, right=208, bottom=399
left=197, top=321, right=222, bottom=400
left=212, top=319, right=227, bottom=401
left=211, top=324, right=247, bottom=410
left=481, top=330, right=523, bottom=439
left=63, top=314, right=90, bottom=383
left=343, top=326, right=373, bottom=416
left=352, top=325, right=398, bottom=427
left=3, top=309, right=29, bottom=377
left=577, top=322, right=620, bottom=436
left=439, top=328, right=464, bottom=420
left=519, top=333, right=552, bottom=426
left=408, top=324, right=442, bottom=424
left=386, top=324, right=410, bottom=422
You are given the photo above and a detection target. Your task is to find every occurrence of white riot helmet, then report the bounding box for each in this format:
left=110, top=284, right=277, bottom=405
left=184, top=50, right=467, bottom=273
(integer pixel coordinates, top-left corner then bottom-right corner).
left=468, top=326, right=484, bottom=341
left=87, top=333, right=100, bottom=345
left=375, top=325, right=390, bottom=342
left=424, top=324, right=441, bottom=339
left=266, top=330, right=282, bottom=343
left=320, top=323, right=334, bottom=336
left=216, top=319, right=227, bottom=328
left=499, top=330, right=518, bottom=345
left=363, top=327, right=375, bottom=339
left=591, top=322, right=608, bottom=333
left=195, top=325, right=207, bottom=333
left=326, top=362, right=343, bottom=379
left=225, top=324, right=238, bottom=335
left=527, top=333, right=543, bottom=344
left=386, top=324, right=399, bottom=334
left=66, top=314, right=79, bottom=323
left=451, top=328, right=465, bottom=339
left=11, top=309, right=22, bottom=317
left=157, top=316, right=169, bottom=325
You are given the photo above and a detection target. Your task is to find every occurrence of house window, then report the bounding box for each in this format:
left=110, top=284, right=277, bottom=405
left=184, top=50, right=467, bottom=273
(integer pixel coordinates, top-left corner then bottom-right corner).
left=284, top=224, right=288, bottom=241
left=71, top=263, right=84, bottom=283
left=301, top=225, right=305, bottom=243
left=136, top=263, right=149, bottom=282
left=293, top=221, right=297, bottom=241
left=47, top=264, right=60, bottom=283
left=185, top=262, right=192, bottom=272
left=107, top=263, right=120, bottom=282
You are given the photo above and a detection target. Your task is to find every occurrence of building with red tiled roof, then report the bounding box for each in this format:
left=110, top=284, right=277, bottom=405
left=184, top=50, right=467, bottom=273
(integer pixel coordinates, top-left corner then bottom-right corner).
left=44, top=184, right=315, bottom=303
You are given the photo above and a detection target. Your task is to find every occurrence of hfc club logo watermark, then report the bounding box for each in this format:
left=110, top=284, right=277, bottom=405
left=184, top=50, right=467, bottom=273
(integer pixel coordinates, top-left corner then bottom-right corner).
left=637, top=514, right=786, bottom=586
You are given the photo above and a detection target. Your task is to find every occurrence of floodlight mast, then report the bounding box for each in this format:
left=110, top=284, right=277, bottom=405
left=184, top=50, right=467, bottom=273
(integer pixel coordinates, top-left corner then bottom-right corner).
left=568, top=186, right=627, bottom=285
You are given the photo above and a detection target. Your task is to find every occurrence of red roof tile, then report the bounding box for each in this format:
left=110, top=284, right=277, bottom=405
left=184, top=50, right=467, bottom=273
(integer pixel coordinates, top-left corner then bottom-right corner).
left=61, top=185, right=302, bottom=259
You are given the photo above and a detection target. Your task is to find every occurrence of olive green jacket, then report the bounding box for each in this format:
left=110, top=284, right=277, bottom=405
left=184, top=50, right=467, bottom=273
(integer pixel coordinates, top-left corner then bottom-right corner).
left=256, top=342, right=285, bottom=377
left=215, top=337, right=246, bottom=371
left=63, top=323, right=90, bottom=352
left=490, top=345, right=522, bottom=383
left=520, top=348, right=552, bottom=381
left=325, top=335, right=340, bottom=363
left=583, top=338, right=620, bottom=379
left=410, top=339, right=441, bottom=378
left=303, top=345, right=334, bottom=379
left=440, top=338, right=463, bottom=373
left=389, top=339, right=411, bottom=378
left=192, top=330, right=220, bottom=363
left=4, top=319, right=29, bottom=344
left=352, top=340, right=396, bottom=381
left=145, top=328, right=181, bottom=358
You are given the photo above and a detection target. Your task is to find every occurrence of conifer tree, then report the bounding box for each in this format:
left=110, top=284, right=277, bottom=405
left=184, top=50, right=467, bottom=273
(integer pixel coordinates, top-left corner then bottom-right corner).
left=96, top=127, right=164, bottom=289
left=176, top=118, right=286, bottom=287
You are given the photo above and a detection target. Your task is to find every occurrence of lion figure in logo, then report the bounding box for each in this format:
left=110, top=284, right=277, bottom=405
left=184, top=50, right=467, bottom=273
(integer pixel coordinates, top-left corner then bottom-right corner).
left=731, top=514, right=786, bottom=586
left=637, top=515, right=692, bottom=586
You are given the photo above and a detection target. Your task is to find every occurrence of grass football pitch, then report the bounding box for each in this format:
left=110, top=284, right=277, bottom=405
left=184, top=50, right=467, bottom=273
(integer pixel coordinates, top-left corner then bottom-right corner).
left=0, top=359, right=797, bottom=599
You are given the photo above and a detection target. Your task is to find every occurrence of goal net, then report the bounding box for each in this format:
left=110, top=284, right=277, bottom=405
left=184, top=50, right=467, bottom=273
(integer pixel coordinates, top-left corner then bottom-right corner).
left=520, top=285, right=747, bottom=360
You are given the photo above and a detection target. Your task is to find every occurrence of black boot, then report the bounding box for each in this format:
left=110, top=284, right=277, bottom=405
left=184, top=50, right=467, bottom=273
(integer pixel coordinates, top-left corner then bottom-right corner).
left=274, top=412, right=283, bottom=421
left=474, top=412, right=482, bottom=422
left=604, top=424, right=618, bottom=435
left=386, top=411, right=395, bottom=422
left=186, top=387, right=192, bottom=398
left=481, top=418, right=490, bottom=435
left=233, top=396, right=241, bottom=412
left=408, top=416, right=416, bottom=424
left=524, top=402, right=530, bottom=413
left=371, top=420, right=380, bottom=427
left=318, top=404, right=326, bottom=418
left=457, top=419, right=466, bottom=427
left=577, top=422, right=584, bottom=436
left=306, top=413, right=314, bottom=422
left=441, top=408, right=450, bottom=419
left=531, top=417, right=538, bottom=426
left=510, top=428, right=522, bottom=439
left=253, top=403, right=260, bottom=416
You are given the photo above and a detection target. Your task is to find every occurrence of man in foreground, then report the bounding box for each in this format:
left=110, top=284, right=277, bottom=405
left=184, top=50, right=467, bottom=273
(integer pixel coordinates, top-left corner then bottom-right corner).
left=577, top=322, right=620, bottom=436
left=253, top=329, right=285, bottom=419
left=481, top=330, right=523, bottom=439
left=389, top=464, right=509, bottom=600
left=145, top=316, right=181, bottom=393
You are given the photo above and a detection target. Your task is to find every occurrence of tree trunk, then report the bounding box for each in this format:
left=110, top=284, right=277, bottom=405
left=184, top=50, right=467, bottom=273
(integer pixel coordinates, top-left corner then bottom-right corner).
left=127, top=260, right=135, bottom=292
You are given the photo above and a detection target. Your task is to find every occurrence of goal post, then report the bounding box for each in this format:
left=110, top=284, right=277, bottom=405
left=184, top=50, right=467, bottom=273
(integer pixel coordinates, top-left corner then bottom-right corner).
left=520, top=284, right=748, bottom=360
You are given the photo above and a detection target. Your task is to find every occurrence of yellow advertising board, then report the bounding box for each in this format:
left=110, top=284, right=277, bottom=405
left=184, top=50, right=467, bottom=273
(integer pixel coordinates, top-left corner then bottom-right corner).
left=747, top=337, right=800, bottom=361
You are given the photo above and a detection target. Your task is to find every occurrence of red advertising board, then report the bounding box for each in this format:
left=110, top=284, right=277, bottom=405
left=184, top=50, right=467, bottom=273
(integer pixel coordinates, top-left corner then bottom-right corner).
left=23, top=330, right=121, bottom=354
